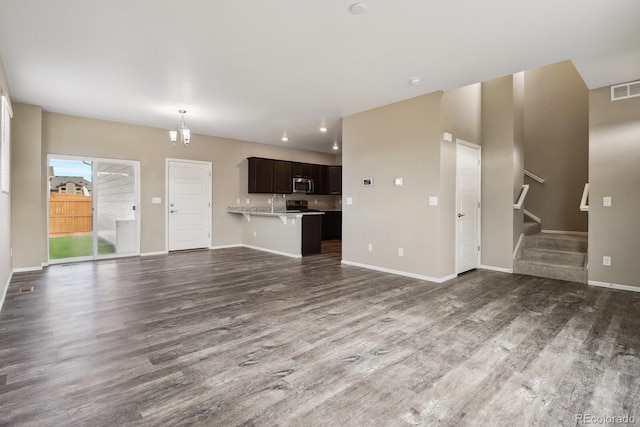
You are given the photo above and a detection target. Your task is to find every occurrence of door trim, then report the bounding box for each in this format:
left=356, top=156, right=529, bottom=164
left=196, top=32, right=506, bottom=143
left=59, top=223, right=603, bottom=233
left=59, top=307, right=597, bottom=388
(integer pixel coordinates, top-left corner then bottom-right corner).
left=47, top=154, right=141, bottom=264
left=165, top=158, right=212, bottom=252
left=455, top=139, right=481, bottom=274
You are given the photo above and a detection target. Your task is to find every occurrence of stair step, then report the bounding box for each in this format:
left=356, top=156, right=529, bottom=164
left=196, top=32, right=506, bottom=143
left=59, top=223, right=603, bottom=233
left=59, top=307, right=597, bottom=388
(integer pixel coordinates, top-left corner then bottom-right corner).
left=520, top=247, right=586, bottom=266
left=524, top=222, right=540, bottom=236
left=514, top=259, right=587, bottom=284
left=524, top=233, right=588, bottom=252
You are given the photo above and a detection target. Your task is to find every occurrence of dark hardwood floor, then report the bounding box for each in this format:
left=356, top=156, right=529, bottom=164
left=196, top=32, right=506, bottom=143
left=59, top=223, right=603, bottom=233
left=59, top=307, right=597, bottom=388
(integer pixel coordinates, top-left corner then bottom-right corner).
left=1, top=243, right=639, bottom=426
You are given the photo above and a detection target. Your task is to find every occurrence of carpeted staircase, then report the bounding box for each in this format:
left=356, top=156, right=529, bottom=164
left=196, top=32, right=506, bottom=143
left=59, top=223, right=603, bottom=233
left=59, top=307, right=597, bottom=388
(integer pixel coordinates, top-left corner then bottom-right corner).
left=514, top=221, right=588, bottom=284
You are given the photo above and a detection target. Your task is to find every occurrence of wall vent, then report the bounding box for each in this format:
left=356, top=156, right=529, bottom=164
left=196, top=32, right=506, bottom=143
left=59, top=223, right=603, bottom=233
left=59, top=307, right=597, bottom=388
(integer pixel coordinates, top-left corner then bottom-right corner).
left=611, top=80, right=640, bottom=101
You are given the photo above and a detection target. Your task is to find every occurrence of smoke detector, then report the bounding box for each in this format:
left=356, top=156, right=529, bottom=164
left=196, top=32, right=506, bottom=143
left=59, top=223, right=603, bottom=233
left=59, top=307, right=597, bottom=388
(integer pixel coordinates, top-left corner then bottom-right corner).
left=349, top=3, right=367, bottom=14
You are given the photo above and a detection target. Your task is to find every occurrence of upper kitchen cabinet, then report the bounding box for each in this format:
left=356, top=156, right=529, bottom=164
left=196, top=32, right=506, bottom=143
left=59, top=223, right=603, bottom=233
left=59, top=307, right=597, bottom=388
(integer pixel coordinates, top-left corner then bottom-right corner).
left=248, top=157, right=275, bottom=193
left=327, top=166, right=342, bottom=195
left=248, top=157, right=341, bottom=195
left=274, top=160, right=292, bottom=193
left=248, top=157, right=292, bottom=194
left=311, top=164, right=326, bottom=195
left=292, top=162, right=312, bottom=177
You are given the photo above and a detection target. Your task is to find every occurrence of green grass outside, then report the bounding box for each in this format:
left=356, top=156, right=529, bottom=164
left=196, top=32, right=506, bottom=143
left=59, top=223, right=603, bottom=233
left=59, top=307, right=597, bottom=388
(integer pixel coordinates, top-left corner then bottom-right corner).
left=49, top=235, right=116, bottom=259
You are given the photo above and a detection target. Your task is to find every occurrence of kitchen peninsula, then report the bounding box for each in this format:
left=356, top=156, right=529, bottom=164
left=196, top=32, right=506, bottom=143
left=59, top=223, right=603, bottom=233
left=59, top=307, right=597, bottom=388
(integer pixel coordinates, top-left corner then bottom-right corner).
left=227, top=207, right=324, bottom=258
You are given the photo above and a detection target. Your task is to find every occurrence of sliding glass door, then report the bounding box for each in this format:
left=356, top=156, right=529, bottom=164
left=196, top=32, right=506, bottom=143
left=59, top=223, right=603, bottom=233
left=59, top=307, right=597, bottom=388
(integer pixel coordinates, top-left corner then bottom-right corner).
left=48, top=155, right=140, bottom=263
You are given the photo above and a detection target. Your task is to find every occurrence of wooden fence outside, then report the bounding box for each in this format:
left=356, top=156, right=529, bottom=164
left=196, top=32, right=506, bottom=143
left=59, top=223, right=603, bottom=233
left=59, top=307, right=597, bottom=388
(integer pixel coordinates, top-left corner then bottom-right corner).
left=49, top=193, right=92, bottom=237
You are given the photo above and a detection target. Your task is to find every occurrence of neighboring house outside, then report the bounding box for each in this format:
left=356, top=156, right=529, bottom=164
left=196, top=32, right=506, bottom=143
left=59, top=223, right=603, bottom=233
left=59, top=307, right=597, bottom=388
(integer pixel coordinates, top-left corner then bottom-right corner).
left=50, top=176, right=92, bottom=196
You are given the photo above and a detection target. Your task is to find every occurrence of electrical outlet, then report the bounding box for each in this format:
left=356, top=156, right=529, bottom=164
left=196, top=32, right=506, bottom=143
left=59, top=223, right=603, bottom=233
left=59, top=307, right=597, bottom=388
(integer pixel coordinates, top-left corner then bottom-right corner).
left=236, top=198, right=241, bottom=204
left=347, top=197, right=353, bottom=205
left=603, top=256, right=611, bottom=266
left=603, top=197, right=612, bottom=207
left=245, top=198, right=251, bottom=204
left=253, top=231, right=257, bottom=238
left=368, top=244, right=373, bottom=252
left=268, top=199, right=272, bottom=204
left=398, top=248, right=404, bottom=256
left=314, top=199, right=318, bottom=204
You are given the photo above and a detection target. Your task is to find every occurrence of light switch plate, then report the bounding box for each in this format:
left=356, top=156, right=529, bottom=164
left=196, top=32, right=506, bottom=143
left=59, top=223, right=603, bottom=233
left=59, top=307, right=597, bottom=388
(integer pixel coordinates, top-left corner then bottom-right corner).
left=395, top=178, right=403, bottom=186
left=603, top=256, right=611, bottom=266
left=429, top=196, right=438, bottom=206
left=603, top=197, right=612, bottom=207
left=347, top=197, right=353, bottom=205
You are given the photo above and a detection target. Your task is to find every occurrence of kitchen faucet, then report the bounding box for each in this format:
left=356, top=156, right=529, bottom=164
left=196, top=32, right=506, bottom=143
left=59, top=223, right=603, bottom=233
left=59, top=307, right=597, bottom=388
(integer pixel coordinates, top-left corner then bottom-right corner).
left=271, top=194, right=277, bottom=213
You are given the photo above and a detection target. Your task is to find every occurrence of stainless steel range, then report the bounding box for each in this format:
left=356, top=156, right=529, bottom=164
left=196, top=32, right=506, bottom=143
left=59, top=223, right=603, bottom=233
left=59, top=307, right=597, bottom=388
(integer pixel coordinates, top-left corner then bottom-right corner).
left=286, top=199, right=320, bottom=212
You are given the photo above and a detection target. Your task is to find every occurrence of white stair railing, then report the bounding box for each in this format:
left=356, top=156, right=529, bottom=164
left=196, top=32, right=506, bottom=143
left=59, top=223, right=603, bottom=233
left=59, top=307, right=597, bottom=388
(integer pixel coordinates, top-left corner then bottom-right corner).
left=580, top=183, right=589, bottom=211
left=524, top=169, right=545, bottom=184
left=513, top=184, right=530, bottom=209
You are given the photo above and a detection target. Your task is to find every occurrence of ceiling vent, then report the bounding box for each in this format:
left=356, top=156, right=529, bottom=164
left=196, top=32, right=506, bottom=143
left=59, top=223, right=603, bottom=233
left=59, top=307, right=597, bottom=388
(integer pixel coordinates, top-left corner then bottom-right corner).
left=610, top=80, right=640, bottom=101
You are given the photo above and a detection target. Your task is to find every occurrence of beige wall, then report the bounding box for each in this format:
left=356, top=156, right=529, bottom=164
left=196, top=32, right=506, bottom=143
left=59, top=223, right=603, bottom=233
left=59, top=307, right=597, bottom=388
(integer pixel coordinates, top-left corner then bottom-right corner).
left=9, top=110, right=337, bottom=268
left=513, top=72, right=525, bottom=249
left=11, top=104, right=43, bottom=269
left=342, top=83, right=483, bottom=281
left=481, top=75, right=523, bottom=270
left=588, top=85, right=640, bottom=288
left=342, top=93, right=448, bottom=280
left=0, top=55, right=12, bottom=306
left=238, top=214, right=302, bottom=257
left=523, top=60, right=589, bottom=232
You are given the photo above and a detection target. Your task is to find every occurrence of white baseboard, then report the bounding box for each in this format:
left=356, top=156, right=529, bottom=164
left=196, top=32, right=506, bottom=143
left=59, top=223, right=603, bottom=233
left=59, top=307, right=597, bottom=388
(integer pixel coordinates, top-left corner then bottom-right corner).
left=341, top=260, right=455, bottom=283
left=588, top=280, right=640, bottom=293
left=242, top=245, right=302, bottom=259
left=513, top=233, right=524, bottom=260
left=140, top=251, right=168, bottom=257
left=12, top=266, right=43, bottom=273
left=0, top=271, right=12, bottom=313
left=541, top=230, right=588, bottom=236
left=479, top=264, right=513, bottom=273
left=210, top=244, right=243, bottom=250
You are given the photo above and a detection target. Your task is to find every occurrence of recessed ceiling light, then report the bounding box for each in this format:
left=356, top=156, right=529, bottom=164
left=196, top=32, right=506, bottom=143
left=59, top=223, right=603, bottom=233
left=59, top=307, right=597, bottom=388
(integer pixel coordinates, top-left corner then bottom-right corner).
left=410, top=78, right=422, bottom=85
left=349, top=3, right=367, bottom=14
left=282, top=135, right=288, bottom=142
left=332, top=141, right=339, bottom=150
left=320, top=127, right=327, bottom=132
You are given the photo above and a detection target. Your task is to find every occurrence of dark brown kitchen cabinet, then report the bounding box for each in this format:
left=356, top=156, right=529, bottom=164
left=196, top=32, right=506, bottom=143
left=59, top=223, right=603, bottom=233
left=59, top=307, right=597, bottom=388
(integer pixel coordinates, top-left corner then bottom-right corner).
left=327, top=166, right=342, bottom=195
left=248, top=157, right=341, bottom=195
left=322, top=211, right=342, bottom=240
left=274, top=160, right=292, bottom=193
left=248, top=157, right=292, bottom=194
left=292, top=162, right=312, bottom=177
left=311, top=164, right=326, bottom=195
left=302, top=214, right=322, bottom=255
left=248, top=157, right=275, bottom=193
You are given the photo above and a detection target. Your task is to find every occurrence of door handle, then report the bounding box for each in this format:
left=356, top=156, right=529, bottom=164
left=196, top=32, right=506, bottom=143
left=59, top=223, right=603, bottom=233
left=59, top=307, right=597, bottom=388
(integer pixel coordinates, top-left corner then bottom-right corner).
left=458, top=213, right=465, bottom=218
left=170, top=210, right=178, bottom=213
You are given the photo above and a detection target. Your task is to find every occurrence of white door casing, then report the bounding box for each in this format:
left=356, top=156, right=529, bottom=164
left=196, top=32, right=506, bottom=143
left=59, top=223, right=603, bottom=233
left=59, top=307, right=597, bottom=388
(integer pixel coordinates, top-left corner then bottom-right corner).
left=456, top=140, right=481, bottom=274
left=167, top=159, right=212, bottom=251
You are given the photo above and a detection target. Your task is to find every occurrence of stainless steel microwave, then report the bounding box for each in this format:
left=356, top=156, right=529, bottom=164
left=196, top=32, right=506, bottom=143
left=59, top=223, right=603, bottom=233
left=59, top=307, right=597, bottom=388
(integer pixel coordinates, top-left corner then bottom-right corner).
left=293, top=177, right=314, bottom=194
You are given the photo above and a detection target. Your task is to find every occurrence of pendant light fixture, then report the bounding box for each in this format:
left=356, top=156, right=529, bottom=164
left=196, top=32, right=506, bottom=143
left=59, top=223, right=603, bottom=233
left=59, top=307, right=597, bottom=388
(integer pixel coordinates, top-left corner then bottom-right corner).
left=169, top=110, right=191, bottom=146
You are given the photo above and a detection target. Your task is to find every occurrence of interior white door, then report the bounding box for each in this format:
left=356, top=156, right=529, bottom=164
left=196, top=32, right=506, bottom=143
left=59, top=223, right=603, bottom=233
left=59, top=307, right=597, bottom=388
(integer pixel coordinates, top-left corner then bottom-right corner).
left=456, top=141, right=481, bottom=274
left=168, top=160, right=211, bottom=251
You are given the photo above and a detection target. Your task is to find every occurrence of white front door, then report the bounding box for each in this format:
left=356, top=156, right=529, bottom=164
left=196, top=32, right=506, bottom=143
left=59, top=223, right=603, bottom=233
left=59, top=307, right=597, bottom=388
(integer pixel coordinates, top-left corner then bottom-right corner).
left=167, top=159, right=211, bottom=251
left=456, top=141, right=481, bottom=274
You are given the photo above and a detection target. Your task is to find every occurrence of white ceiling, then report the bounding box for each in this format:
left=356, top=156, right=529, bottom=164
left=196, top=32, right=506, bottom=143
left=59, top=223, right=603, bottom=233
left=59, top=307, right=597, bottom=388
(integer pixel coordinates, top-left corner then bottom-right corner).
left=0, top=0, right=639, bottom=154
